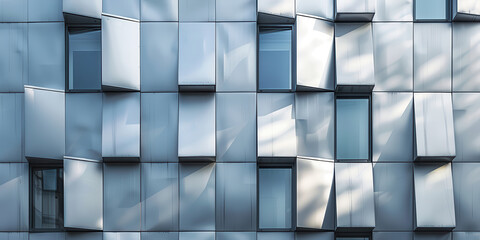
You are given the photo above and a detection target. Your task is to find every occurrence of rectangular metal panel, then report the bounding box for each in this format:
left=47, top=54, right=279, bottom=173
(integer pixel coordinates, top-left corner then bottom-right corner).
left=63, top=0, right=101, bottom=19
left=179, top=232, right=214, bottom=240
left=297, top=158, right=334, bottom=230
left=373, top=0, right=413, bottom=21
left=179, top=0, right=215, bottom=21
left=414, top=233, right=451, bottom=240
left=28, top=23, right=65, bottom=90
left=30, top=233, right=65, bottom=240
left=373, top=232, right=413, bottom=240
left=66, top=233, right=102, bottom=240
left=141, top=232, right=179, bottom=240
left=296, top=16, right=334, bottom=91
left=453, top=23, right=480, bottom=91
left=179, top=163, right=215, bottom=231
left=373, top=92, right=413, bottom=162
left=0, top=163, right=28, bottom=231
left=373, top=23, right=413, bottom=91
left=141, top=0, right=178, bottom=21
left=27, top=0, right=62, bottom=21
left=414, top=163, right=456, bottom=229
left=296, top=0, right=334, bottom=20
left=103, top=0, right=139, bottom=19
left=102, top=16, right=140, bottom=91
left=258, top=0, right=295, bottom=18
left=216, top=93, right=256, bottom=162
left=453, top=232, right=480, bottom=240
left=296, top=232, right=334, bottom=240
left=257, top=93, right=296, bottom=157
left=141, top=163, right=178, bottom=231
left=66, top=93, right=102, bottom=161
left=452, top=163, right=480, bottom=231
left=257, top=232, right=294, bottom=240
left=414, top=93, right=456, bottom=161
left=102, top=93, right=140, bottom=159
left=140, top=22, right=178, bottom=92
left=104, top=233, right=140, bottom=240
left=0, top=0, right=27, bottom=22
left=0, top=233, right=28, bottom=240
left=414, top=23, right=452, bottom=92
left=217, top=232, right=256, bottom=240
left=216, top=23, right=256, bottom=92
left=456, top=0, right=480, bottom=16
left=0, top=94, right=23, bottom=162
left=0, top=23, right=27, bottom=92
left=141, top=93, right=178, bottom=162
left=216, top=0, right=256, bottom=21
left=337, top=0, right=375, bottom=13
left=335, top=162, right=375, bottom=229
left=104, top=164, right=141, bottom=231
left=453, top=93, right=480, bottom=161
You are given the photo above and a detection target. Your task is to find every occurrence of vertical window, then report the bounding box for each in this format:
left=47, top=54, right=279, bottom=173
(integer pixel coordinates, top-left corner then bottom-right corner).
left=258, top=167, right=292, bottom=229
left=31, top=167, right=64, bottom=230
left=415, top=0, right=448, bottom=20
left=68, top=28, right=101, bottom=91
left=258, top=27, right=292, bottom=91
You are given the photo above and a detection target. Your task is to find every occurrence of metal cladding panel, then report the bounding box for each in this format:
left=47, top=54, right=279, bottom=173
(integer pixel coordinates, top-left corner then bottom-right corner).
left=141, top=0, right=178, bottom=21
left=414, top=163, right=456, bottom=229
left=216, top=93, right=256, bottom=163
left=296, top=232, right=334, bottom=240
left=217, top=232, right=256, bottom=240
left=104, top=233, right=140, bottom=240
left=63, top=0, right=101, bottom=19
left=0, top=163, right=28, bottom=231
left=66, top=232, right=102, bottom=240
left=216, top=163, right=256, bottom=231
left=30, top=233, right=65, bottom=240
left=102, top=16, right=140, bottom=91
left=103, top=164, right=141, bottom=231
left=414, top=233, right=451, bottom=240
left=373, top=0, right=413, bottom=21
left=452, top=163, right=480, bottom=231
left=335, top=162, right=376, bottom=229
left=336, top=0, right=375, bottom=13
left=141, top=232, right=179, bottom=240
left=216, top=0, right=256, bottom=21
left=179, top=232, right=214, bottom=240
left=0, top=23, right=27, bottom=92
left=335, top=23, right=375, bottom=89
left=0, top=233, right=28, bottom=240
left=140, top=22, right=178, bottom=92
left=179, top=0, right=215, bottom=21
left=296, top=0, right=334, bottom=20
left=373, top=92, right=414, bottom=162
left=28, top=23, right=65, bottom=91
left=0, top=94, right=23, bottom=162
left=258, top=0, right=295, bottom=19
left=373, top=232, right=413, bottom=240
left=453, top=232, right=480, bottom=240
left=179, top=163, right=215, bottom=231
left=216, top=23, right=256, bottom=92
left=453, top=93, right=480, bottom=161
left=257, top=232, right=294, bottom=240
left=102, top=93, right=140, bottom=159
left=25, top=87, right=65, bottom=160
left=66, top=93, right=102, bottom=161
left=456, top=0, right=480, bottom=16
left=103, top=0, right=139, bottom=20
left=27, top=0, right=63, bottom=21
left=141, top=93, right=178, bottom=162
left=373, top=163, right=414, bottom=231
left=296, top=16, right=334, bottom=91
left=141, top=163, right=179, bottom=231
left=179, top=23, right=215, bottom=87
left=453, top=23, right=480, bottom=91
left=373, top=23, right=413, bottom=91
left=414, top=93, right=456, bottom=160
left=413, top=23, right=452, bottom=92
left=0, top=0, right=27, bottom=22
left=295, top=93, right=334, bottom=160
left=257, top=93, right=296, bottom=157
left=296, top=158, right=334, bottom=230
left=64, top=159, right=103, bottom=230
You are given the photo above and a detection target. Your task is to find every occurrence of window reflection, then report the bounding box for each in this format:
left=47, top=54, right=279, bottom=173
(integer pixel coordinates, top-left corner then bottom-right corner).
left=259, top=27, right=292, bottom=91
left=258, top=167, right=292, bottom=229
left=336, top=98, right=370, bottom=160
left=32, top=167, right=63, bottom=230
left=68, top=29, right=101, bottom=91
left=415, top=0, right=447, bottom=20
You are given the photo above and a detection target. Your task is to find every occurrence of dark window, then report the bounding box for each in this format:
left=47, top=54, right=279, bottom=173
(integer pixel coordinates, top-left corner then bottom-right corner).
left=258, top=167, right=292, bottom=229
left=31, top=167, right=64, bottom=230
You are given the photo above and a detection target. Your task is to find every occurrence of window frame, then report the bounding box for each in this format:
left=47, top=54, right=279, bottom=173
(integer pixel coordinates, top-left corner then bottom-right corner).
left=413, top=0, right=451, bottom=22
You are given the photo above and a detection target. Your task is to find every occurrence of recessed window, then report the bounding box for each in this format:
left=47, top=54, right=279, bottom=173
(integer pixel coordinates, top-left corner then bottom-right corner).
left=68, top=28, right=101, bottom=91
left=415, top=0, right=448, bottom=20
left=258, top=167, right=292, bottom=229
left=31, top=166, right=64, bottom=230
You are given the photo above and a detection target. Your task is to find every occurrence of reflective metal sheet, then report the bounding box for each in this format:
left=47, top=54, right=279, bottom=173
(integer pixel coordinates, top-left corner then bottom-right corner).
left=103, top=0, right=140, bottom=20
left=453, top=232, right=480, bottom=240
left=373, top=0, right=413, bottom=21
left=30, top=233, right=65, bottom=240
left=217, top=232, right=256, bottom=240
left=258, top=0, right=295, bottom=19
left=453, top=23, right=480, bottom=91
left=179, top=0, right=215, bottom=21
left=0, top=0, right=27, bottom=22
left=0, top=163, right=28, bottom=231
left=216, top=0, right=256, bottom=21
left=104, top=233, right=140, bottom=240
left=141, top=0, right=178, bottom=21
left=66, top=232, right=102, bottom=240
left=257, top=232, right=294, bottom=240
left=453, top=93, right=480, bottom=162
left=296, top=0, right=334, bottom=20
left=336, top=0, right=375, bottom=20
left=0, top=94, right=23, bottom=162
left=454, top=0, right=480, bottom=20
left=0, top=232, right=28, bottom=240
left=63, top=0, right=101, bottom=19
left=0, top=23, right=27, bottom=92
left=179, top=232, right=214, bottom=240
left=452, top=163, right=480, bottom=231
left=373, top=232, right=413, bottom=240
left=296, top=232, right=334, bottom=240
left=141, top=232, right=179, bottom=240
left=28, top=0, right=62, bottom=21
left=413, top=233, right=451, bottom=240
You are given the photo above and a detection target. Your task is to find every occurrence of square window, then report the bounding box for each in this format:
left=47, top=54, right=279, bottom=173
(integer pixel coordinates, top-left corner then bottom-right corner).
left=415, top=0, right=448, bottom=20
left=31, top=166, right=64, bottom=230
left=258, top=167, right=292, bottom=229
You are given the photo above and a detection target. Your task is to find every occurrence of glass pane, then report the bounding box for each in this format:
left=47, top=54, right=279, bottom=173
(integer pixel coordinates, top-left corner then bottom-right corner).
left=415, top=0, right=447, bottom=20
left=32, top=168, right=63, bottom=229
left=68, top=29, right=101, bottom=90
left=336, top=98, right=369, bottom=160
left=259, top=168, right=292, bottom=229
left=259, top=28, right=292, bottom=91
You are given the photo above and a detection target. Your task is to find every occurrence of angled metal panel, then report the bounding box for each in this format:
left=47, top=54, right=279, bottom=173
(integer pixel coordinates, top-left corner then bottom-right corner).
left=216, top=0, right=256, bottom=21
left=373, top=0, right=413, bottom=21
left=179, top=232, right=214, bottom=240
left=141, top=163, right=179, bottom=231
left=141, top=232, right=179, bottom=240
left=414, top=23, right=452, bottom=92
left=66, top=232, right=102, bottom=240
left=452, top=163, right=480, bottom=231
left=0, top=0, right=27, bottom=22
left=216, top=93, right=256, bottom=162
left=296, top=0, right=334, bottom=20
left=179, top=0, right=215, bottom=21
left=0, top=94, right=23, bottom=162
left=296, top=16, right=334, bottom=91
left=141, top=0, right=178, bottom=21
left=414, top=93, right=456, bottom=161
left=30, top=233, right=65, bottom=240
left=0, top=163, right=28, bottom=231
left=336, top=0, right=375, bottom=20
left=296, top=232, right=334, bottom=240
left=102, top=16, right=140, bottom=91
left=179, top=163, right=215, bottom=231
left=453, top=23, right=480, bottom=91
left=216, top=22, right=256, bottom=92
left=257, top=93, right=296, bottom=157
left=454, top=0, right=480, bottom=20
left=103, top=164, right=141, bottom=231
left=257, top=232, right=294, bottom=240
left=258, top=0, right=295, bottom=19
left=414, top=233, right=451, bottom=240
left=0, top=232, right=28, bottom=240
left=0, top=23, right=27, bottom=92
left=453, top=232, right=480, bottom=240
left=217, top=232, right=256, bottom=240
left=63, top=0, right=101, bottom=19
left=141, top=93, right=178, bottom=162
left=27, top=0, right=63, bottom=21
left=453, top=93, right=480, bottom=162
left=414, top=163, right=456, bottom=230
left=140, top=22, right=178, bottom=92
left=104, top=233, right=140, bottom=240
left=373, top=232, right=413, bottom=240
left=103, top=0, right=139, bottom=19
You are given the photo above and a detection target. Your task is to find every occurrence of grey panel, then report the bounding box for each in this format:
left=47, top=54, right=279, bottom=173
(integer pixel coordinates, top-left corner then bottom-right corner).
left=336, top=0, right=375, bottom=20
left=373, top=92, right=414, bottom=162
left=414, top=233, right=451, bottom=240
left=66, top=93, right=102, bottom=161
left=141, top=0, right=178, bottom=21
left=141, top=163, right=178, bottom=231
left=296, top=158, right=334, bottom=230
left=102, top=93, right=140, bottom=159
left=0, top=233, right=28, bottom=240
left=373, top=0, right=413, bottom=21
left=178, top=94, right=215, bottom=159
left=0, top=164, right=28, bottom=231
left=179, top=163, right=215, bottom=231
left=373, top=232, right=413, bottom=240
left=373, top=23, right=413, bottom=91
left=104, top=164, right=141, bottom=231
left=141, top=93, right=178, bottom=162
left=414, top=93, right=456, bottom=161
left=25, top=87, right=65, bottom=160
left=29, top=233, right=65, bottom=240
left=453, top=93, right=480, bottom=162
left=27, top=0, right=62, bottom=21
left=179, top=23, right=215, bottom=87
left=140, top=22, right=178, bottom=92
left=296, top=232, right=334, bottom=240
left=102, top=16, right=140, bottom=91
left=28, top=23, right=65, bottom=90
left=66, top=232, right=102, bottom=240
left=414, top=23, right=452, bottom=92
left=216, top=163, right=256, bottom=231
left=104, top=233, right=140, bottom=240
left=63, top=0, right=101, bottom=19
left=64, top=159, right=103, bottom=230
left=296, top=16, right=334, bottom=91
left=453, top=232, right=480, bottom=240
left=141, top=232, right=179, bottom=240
left=0, top=0, right=27, bottom=22
left=296, top=0, right=334, bottom=20
left=216, top=93, right=256, bottom=162
left=0, top=94, right=23, bottom=162
left=179, top=233, right=214, bottom=240
left=217, top=232, right=256, bottom=240
left=257, top=93, right=296, bottom=157
left=335, top=162, right=375, bottom=229
left=257, top=232, right=294, bottom=240
left=453, top=23, right=480, bottom=91
left=373, top=163, right=414, bottom=231
left=0, top=23, right=27, bottom=92
left=216, top=0, right=256, bottom=21
left=179, top=0, right=215, bottom=21
left=103, top=0, right=140, bottom=20
left=414, top=163, right=456, bottom=229
left=452, top=163, right=480, bottom=231
left=216, top=22, right=256, bottom=92
left=258, top=0, right=295, bottom=19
